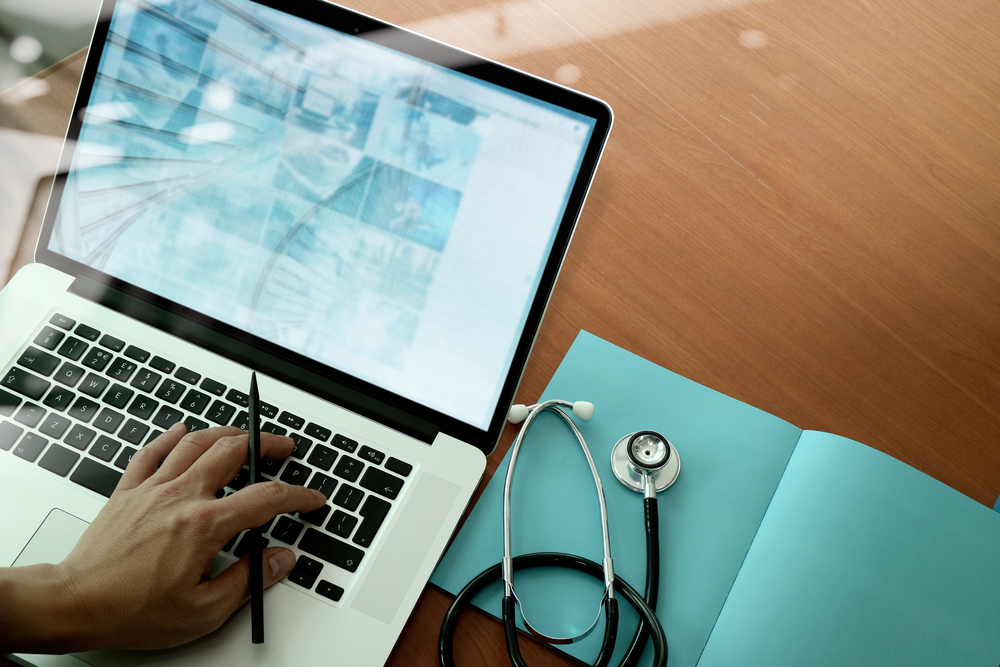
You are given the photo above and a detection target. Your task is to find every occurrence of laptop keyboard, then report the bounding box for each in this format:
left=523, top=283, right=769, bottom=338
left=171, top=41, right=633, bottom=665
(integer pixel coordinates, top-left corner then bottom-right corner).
left=0, top=311, right=415, bottom=605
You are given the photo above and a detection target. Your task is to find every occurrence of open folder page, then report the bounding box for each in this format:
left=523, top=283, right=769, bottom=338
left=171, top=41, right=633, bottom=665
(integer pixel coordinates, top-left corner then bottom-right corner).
left=430, top=331, right=1000, bottom=666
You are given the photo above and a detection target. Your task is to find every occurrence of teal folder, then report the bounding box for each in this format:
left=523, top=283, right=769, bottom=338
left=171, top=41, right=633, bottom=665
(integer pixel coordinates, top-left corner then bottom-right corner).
left=430, top=331, right=1000, bottom=666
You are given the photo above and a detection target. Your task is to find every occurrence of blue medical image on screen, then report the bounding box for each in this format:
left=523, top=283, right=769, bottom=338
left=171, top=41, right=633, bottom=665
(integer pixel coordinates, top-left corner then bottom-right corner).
left=48, top=0, right=598, bottom=422
left=51, top=0, right=486, bottom=366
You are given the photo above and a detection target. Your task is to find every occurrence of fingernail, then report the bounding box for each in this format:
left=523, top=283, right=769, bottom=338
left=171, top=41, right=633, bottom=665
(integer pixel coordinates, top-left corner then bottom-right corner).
left=270, top=550, right=296, bottom=578
left=312, top=489, right=327, bottom=503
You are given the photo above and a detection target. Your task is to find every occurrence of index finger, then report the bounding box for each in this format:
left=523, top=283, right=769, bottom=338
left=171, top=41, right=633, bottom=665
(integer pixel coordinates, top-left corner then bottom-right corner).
left=213, top=481, right=326, bottom=540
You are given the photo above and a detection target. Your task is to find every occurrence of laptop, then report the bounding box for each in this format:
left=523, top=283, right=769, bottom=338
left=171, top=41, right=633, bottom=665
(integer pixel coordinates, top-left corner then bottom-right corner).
left=0, top=0, right=611, bottom=664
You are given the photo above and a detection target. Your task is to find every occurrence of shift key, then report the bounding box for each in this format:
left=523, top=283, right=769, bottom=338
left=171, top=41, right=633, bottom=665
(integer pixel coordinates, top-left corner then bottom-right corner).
left=2, top=367, right=50, bottom=400
left=298, top=529, right=365, bottom=573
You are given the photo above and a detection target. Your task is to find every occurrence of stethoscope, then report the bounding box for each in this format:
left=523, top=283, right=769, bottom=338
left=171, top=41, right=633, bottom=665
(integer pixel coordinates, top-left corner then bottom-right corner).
left=439, top=399, right=679, bottom=667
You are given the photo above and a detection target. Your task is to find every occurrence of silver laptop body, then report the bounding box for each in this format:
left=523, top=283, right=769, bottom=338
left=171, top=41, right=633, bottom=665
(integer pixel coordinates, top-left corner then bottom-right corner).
left=1, top=0, right=612, bottom=664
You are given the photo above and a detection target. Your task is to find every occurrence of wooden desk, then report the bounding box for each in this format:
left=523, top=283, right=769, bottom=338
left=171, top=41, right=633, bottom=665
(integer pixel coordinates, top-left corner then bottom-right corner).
left=2, top=0, right=997, bottom=665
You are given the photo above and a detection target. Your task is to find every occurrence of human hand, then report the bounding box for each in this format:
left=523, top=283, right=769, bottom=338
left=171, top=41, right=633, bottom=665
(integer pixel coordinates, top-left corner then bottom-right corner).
left=50, top=422, right=326, bottom=651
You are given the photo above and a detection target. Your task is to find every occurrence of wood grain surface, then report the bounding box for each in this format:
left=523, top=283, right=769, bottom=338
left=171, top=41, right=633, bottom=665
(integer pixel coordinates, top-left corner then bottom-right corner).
left=1, top=0, right=997, bottom=665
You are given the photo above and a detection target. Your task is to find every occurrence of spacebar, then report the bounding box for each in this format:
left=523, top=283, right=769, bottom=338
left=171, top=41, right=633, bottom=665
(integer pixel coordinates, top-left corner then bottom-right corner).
left=69, top=458, right=123, bottom=498
left=298, top=529, right=365, bottom=573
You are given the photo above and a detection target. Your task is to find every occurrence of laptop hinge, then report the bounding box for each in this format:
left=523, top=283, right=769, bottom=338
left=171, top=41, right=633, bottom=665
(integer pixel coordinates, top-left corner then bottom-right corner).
left=68, top=275, right=439, bottom=444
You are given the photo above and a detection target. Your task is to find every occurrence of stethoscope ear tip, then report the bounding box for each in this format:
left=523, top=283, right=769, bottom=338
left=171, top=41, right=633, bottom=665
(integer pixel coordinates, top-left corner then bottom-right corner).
left=572, top=401, right=595, bottom=421
left=507, top=404, right=530, bottom=424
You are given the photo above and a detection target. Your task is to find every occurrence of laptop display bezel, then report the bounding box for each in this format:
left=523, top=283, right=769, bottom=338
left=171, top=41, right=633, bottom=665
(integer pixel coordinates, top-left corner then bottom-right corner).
left=34, top=0, right=613, bottom=455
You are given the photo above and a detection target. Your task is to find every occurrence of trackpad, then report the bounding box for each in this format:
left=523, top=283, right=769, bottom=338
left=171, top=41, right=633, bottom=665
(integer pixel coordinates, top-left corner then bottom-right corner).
left=13, top=508, right=90, bottom=567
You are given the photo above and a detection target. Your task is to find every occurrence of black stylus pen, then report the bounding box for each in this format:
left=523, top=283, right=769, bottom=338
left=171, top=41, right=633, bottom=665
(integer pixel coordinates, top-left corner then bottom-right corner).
left=248, top=372, right=264, bottom=644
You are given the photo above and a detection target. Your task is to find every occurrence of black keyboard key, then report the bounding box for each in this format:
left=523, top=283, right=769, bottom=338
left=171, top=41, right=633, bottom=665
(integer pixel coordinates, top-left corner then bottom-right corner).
left=0, top=388, right=21, bottom=417
left=70, top=458, right=122, bottom=497
left=14, top=403, right=46, bottom=428
left=332, top=456, right=364, bottom=482
left=289, top=433, right=311, bottom=459
left=316, top=580, right=344, bottom=602
left=287, top=555, right=323, bottom=588
left=182, top=416, right=209, bottom=432
left=280, top=460, right=310, bottom=486
left=130, top=369, right=161, bottom=393
left=38, top=413, right=71, bottom=439
left=49, top=313, right=76, bottom=330
left=126, top=395, right=158, bottom=421
left=331, top=434, right=358, bottom=453
left=326, top=510, right=357, bottom=538
left=114, top=446, right=137, bottom=470
left=261, top=457, right=283, bottom=477
left=67, top=396, right=100, bottom=423
left=359, top=467, right=404, bottom=500
left=105, top=358, right=137, bottom=383
left=298, top=529, right=364, bottom=573
left=74, top=323, right=100, bottom=341
left=0, top=421, right=24, bottom=451
left=17, top=346, right=59, bottom=375
left=174, top=367, right=200, bottom=384
left=261, top=422, right=286, bottom=436
left=3, top=367, right=50, bottom=400
left=200, top=377, right=226, bottom=396
left=353, top=495, right=391, bottom=548
left=123, top=345, right=149, bottom=363
left=13, top=432, right=47, bottom=462
left=53, top=362, right=85, bottom=388
left=93, top=407, right=125, bottom=434
left=306, top=444, right=337, bottom=471
left=104, top=383, right=134, bottom=409
left=234, top=533, right=269, bottom=559
left=305, top=422, right=331, bottom=442
left=152, top=405, right=184, bottom=429
left=34, top=326, right=65, bottom=351
left=307, top=472, right=337, bottom=499
left=79, top=373, right=109, bottom=398
left=228, top=466, right=249, bottom=491
left=119, top=418, right=150, bottom=446
left=385, top=457, right=412, bottom=477
left=299, top=503, right=331, bottom=527
left=38, top=443, right=79, bottom=477
left=90, top=435, right=121, bottom=462
left=99, top=334, right=125, bottom=352
left=231, top=410, right=249, bottom=431
left=204, top=400, right=235, bottom=426
left=148, top=356, right=175, bottom=374
left=144, top=429, right=163, bottom=445
left=64, top=424, right=96, bottom=450
left=225, top=389, right=249, bottom=407
left=358, top=445, right=385, bottom=466
left=271, top=516, right=305, bottom=545
left=332, top=484, right=364, bottom=512
left=43, top=386, right=75, bottom=411
left=154, top=379, right=184, bottom=404
left=80, top=347, right=113, bottom=372
left=179, top=389, right=210, bottom=415
left=277, top=411, right=304, bottom=431
left=259, top=401, right=278, bottom=419
left=57, top=337, right=88, bottom=361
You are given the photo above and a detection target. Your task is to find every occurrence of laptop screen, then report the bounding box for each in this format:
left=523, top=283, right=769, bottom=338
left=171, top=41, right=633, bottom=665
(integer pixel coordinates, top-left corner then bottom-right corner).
left=42, top=0, right=609, bottom=439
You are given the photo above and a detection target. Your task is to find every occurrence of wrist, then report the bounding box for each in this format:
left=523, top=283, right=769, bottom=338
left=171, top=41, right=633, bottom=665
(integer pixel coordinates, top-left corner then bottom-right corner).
left=0, top=564, right=92, bottom=654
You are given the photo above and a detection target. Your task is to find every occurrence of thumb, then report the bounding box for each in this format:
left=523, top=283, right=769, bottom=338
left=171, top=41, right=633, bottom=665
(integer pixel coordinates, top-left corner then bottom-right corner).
left=206, top=546, right=298, bottom=612
left=262, top=547, right=297, bottom=587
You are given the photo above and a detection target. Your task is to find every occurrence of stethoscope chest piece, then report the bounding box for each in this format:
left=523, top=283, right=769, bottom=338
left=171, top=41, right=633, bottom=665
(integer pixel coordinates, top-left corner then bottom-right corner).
left=611, top=430, right=681, bottom=493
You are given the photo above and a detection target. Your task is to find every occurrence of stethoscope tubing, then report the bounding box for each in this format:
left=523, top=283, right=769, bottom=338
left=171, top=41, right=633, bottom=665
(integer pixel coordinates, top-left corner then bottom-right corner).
left=438, top=550, right=667, bottom=667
